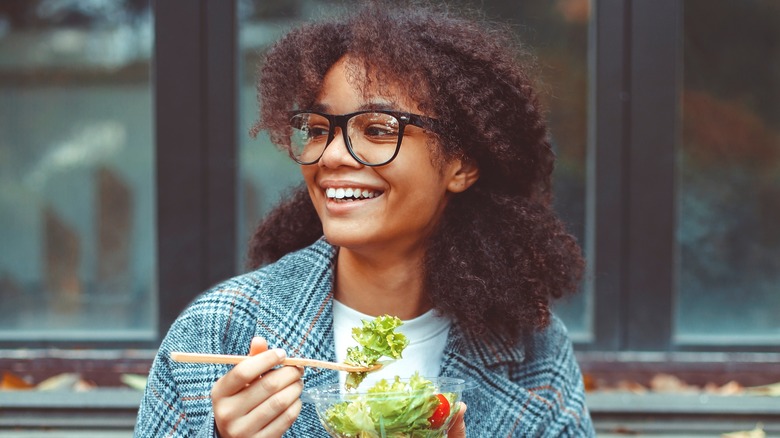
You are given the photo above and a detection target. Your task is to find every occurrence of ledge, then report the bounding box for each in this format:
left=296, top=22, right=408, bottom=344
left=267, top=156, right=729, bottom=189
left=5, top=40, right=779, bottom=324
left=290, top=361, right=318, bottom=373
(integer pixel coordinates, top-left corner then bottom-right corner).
left=1, top=389, right=778, bottom=436
left=3, top=350, right=779, bottom=436
left=588, top=392, right=780, bottom=436
left=0, top=389, right=141, bottom=431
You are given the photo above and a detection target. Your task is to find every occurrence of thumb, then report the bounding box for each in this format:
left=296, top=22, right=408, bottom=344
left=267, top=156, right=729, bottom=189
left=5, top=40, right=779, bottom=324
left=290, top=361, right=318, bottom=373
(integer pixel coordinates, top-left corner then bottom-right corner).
left=447, top=402, right=467, bottom=438
left=248, top=337, right=268, bottom=356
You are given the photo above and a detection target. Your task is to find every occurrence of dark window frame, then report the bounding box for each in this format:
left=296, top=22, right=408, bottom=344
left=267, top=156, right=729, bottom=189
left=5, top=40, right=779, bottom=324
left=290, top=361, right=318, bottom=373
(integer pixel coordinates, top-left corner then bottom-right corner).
left=155, top=0, right=238, bottom=340
left=583, top=0, right=780, bottom=355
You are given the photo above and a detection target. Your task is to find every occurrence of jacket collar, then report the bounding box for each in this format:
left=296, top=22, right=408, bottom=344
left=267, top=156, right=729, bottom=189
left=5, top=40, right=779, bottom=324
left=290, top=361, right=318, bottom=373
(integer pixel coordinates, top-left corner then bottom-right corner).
left=440, top=320, right=526, bottom=377
left=296, top=238, right=526, bottom=379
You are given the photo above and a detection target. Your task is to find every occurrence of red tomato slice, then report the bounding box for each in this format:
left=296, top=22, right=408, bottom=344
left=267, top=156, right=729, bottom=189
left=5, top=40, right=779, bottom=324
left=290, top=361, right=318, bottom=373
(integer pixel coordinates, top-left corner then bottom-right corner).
left=428, top=393, right=450, bottom=429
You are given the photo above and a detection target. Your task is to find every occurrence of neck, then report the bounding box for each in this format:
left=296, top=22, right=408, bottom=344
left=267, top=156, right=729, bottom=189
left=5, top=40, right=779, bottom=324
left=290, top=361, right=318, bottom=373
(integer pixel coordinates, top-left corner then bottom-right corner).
left=333, top=246, right=431, bottom=320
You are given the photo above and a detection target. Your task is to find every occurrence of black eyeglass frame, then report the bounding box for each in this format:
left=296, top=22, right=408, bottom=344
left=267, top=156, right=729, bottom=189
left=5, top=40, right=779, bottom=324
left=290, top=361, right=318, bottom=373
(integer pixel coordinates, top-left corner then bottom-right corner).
left=287, top=109, right=437, bottom=167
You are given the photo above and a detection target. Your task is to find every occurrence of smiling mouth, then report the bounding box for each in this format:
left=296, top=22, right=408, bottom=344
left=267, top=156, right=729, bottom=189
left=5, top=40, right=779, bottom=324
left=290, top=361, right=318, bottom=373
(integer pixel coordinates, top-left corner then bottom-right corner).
left=325, top=187, right=383, bottom=202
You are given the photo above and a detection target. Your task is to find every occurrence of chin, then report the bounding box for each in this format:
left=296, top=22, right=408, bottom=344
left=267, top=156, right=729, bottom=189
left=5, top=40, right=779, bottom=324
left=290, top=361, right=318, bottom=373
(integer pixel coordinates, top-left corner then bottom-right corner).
left=321, top=225, right=377, bottom=250
left=322, top=230, right=359, bottom=248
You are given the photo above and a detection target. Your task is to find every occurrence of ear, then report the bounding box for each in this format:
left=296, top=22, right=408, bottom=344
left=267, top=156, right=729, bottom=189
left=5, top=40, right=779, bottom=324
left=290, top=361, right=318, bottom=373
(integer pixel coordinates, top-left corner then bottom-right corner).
left=446, top=157, right=480, bottom=193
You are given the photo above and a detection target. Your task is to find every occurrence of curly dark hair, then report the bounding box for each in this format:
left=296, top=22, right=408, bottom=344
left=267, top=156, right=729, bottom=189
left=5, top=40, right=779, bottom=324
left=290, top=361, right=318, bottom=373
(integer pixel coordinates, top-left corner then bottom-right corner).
left=248, top=1, right=584, bottom=340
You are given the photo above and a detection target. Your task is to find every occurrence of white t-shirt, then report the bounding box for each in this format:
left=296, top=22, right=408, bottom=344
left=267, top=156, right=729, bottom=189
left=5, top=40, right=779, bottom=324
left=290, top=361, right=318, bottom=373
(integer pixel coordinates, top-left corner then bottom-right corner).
left=332, top=299, right=452, bottom=389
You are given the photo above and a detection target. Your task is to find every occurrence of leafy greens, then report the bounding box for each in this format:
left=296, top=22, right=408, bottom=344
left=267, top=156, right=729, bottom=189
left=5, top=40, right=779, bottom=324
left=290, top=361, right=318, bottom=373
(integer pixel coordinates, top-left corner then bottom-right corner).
left=323, top=372, right=456, bottom=438
left=344, top=315, right=409, bottom=390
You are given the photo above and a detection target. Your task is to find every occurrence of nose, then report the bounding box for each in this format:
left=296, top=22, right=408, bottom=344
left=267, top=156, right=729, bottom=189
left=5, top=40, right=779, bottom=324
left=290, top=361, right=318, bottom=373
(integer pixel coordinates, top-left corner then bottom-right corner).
left=318, top=127, right=362, bottom=168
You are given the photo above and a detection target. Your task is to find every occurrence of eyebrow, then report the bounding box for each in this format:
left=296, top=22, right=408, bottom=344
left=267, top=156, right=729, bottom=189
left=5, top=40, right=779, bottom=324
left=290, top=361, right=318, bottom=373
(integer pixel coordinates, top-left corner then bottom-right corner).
left=309, top=100, right=399, bottom=114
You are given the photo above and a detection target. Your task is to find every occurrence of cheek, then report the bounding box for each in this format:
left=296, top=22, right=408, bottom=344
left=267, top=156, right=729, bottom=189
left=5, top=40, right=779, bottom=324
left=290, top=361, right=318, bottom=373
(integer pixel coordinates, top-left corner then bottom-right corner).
left=401, top=155, right=448, bottom=189
left=301, top=165, right=314, bottom=180
left=393, top=168, right=451, bottom=213
left=301, top=167, right=318, bottom=192
left=301, top=168, right=323, bottom=208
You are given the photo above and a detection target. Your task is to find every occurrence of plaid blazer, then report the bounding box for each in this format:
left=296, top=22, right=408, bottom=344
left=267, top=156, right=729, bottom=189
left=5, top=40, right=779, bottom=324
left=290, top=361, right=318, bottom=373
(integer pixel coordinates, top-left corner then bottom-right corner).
left=134, top=238, right=594, bottom=437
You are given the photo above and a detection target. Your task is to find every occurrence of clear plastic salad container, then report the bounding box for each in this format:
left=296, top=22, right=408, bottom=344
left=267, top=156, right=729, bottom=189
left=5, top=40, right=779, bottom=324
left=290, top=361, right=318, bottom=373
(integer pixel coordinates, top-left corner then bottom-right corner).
left=302, top=375, right=469, bottom=438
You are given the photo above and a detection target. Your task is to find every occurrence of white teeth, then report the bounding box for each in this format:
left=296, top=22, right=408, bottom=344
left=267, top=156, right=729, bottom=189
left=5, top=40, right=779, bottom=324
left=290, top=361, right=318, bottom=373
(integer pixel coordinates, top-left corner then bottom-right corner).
left=325, top=187, right=380, bottom=199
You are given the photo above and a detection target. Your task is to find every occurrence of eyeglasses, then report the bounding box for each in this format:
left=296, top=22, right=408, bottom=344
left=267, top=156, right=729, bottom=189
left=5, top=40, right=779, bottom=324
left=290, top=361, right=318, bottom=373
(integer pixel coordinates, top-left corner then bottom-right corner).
left=286, top=110, right=436, bottom=166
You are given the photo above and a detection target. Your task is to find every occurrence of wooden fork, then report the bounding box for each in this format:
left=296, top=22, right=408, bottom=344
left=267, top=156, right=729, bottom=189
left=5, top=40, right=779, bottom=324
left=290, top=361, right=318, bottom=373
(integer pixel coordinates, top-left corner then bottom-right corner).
left=170, top=352, right=382, bottom=373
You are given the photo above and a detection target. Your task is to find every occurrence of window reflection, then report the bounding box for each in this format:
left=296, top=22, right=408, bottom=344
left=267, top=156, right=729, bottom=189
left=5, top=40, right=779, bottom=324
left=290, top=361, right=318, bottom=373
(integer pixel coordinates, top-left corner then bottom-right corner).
left=677, top=0, right=780, bottom=342
left=0, top=0, right=155, bottom=340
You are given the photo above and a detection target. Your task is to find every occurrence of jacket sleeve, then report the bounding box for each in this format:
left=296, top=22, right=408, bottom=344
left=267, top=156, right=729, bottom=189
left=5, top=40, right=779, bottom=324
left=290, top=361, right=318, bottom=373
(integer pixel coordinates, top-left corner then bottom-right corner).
left=133, top=347, right=218, bottom=438
left=456, top=316, right=594, bottom=437
left=133, top=286, right=258, bottom=438
left=505, top=317, right=594, bottom=437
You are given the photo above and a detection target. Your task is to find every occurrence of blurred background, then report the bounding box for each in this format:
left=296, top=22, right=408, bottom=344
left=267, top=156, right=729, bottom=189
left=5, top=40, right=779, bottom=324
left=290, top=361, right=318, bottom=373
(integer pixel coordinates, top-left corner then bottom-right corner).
left=0, top=0, right=778, bottom=436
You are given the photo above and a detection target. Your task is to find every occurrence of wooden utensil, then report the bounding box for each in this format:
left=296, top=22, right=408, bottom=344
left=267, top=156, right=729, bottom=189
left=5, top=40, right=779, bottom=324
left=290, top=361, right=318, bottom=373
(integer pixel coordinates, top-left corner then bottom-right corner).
left=170, top=352, right=382, bottom=373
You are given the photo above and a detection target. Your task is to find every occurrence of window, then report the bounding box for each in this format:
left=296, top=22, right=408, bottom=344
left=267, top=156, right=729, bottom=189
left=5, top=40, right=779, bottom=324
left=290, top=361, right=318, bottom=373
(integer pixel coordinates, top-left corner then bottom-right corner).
left=0, top=0, right=155, bottom=342
left=581, top=0, right=780, bottom=353
left=676, top=0, right=780, bottom=345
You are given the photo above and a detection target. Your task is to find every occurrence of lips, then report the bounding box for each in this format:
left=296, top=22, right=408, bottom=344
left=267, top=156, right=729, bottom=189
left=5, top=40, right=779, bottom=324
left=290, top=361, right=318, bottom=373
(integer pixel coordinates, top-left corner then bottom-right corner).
left=325, top=187, right=383, bottom=201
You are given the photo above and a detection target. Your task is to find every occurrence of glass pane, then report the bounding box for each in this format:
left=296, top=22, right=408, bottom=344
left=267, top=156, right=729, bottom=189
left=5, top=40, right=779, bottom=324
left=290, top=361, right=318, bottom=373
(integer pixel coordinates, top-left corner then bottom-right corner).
left=0, top=1, right=155, bottom=340
left=237, top=0, right=590, bottom=339
left=676, top=0, right=780, bottom=343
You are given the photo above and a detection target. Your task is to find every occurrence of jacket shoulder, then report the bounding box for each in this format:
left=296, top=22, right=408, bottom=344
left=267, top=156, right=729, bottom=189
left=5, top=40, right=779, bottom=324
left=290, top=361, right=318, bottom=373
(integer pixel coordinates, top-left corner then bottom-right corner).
left=185, top=238, right=335, bottom=314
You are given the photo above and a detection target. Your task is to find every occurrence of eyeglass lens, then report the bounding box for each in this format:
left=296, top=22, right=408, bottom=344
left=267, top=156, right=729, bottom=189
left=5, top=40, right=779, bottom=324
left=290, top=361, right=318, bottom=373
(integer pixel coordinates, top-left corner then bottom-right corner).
left=289, top=112, right=401, bottom=165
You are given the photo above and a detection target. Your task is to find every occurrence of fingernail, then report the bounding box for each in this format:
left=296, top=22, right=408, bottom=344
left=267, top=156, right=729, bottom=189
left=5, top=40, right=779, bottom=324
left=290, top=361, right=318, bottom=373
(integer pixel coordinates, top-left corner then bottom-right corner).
left=273, top=348, right=287, bottom=359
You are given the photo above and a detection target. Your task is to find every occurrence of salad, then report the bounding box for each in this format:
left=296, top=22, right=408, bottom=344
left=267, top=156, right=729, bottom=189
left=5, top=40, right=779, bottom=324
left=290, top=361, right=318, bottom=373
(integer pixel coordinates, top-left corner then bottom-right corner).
left=343, top=315, right=409, bottom=390
left=302, top=315, right=464, bottom=437
left=321, top=373, right=458, bottom=438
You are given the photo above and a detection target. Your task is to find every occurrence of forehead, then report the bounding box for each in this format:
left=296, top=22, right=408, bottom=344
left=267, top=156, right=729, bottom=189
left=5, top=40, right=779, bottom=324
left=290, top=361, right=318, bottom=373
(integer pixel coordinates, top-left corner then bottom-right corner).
left=314, top=56, right=421, bottom=113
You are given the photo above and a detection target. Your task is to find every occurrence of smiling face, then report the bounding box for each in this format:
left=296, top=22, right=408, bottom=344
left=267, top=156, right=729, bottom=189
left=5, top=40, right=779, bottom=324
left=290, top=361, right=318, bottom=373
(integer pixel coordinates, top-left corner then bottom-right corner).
left=301, top=57, right=477, bottom=258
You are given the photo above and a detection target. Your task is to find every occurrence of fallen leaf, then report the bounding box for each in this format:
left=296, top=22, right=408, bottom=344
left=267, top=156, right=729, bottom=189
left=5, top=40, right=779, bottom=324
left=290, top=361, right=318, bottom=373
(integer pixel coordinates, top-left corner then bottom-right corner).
left=121, top=373, right=148, bottom=391
left=37, top=373, right=81, bottom=391
left=582, top=373, right=596, bottom=392
left=614, top=380, right=648, bottom=394
left=744, top=381, right=780, bottom=397
left=650, top=373, right=697, bottom=393
left=722, top=423, right=765, bottom=438
left=73, top=378, right=96, bottom=392
left=705, top=380, right=744, bottom=396
left=0, top=371, right=33, bottom=390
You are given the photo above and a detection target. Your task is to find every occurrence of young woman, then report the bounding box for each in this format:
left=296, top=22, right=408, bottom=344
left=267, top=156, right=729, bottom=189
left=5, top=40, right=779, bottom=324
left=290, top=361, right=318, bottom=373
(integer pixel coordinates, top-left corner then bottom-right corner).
left=135, top=3, right=594, bottom=437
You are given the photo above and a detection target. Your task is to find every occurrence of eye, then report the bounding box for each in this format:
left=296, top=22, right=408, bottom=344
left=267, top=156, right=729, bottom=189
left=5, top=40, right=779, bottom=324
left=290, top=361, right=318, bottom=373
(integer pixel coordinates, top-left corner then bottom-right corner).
left=291, top=113, right=330, bottom=143
left=305, top=125, right=330, bottom=141
left=364, top=124, right=398, bottom=137
left=355, top=114, right=400, bottom=140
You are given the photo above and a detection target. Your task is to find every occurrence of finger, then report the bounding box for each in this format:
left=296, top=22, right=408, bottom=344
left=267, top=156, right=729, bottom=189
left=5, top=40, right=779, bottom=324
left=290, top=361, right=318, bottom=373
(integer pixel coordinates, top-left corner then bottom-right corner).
left=237, top=381, right=303, bottom=436
left=249, top=337, right=268, bottom=356
left=214, top=363, right=303, bottom=426
left=447, top=402, right=468, bottom=438
left=213, top=348, right=287, bottom=397
left=240, top=366, right=303, bottom=408
left=255, top=398, right=303, bottom=438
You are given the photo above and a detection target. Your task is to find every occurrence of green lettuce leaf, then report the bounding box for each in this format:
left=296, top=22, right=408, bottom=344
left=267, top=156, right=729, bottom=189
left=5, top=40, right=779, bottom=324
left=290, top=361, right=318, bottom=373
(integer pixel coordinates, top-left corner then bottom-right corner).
left=344, top=315, right=409, bottom=390
left=324, top=399, right=378, bottom=437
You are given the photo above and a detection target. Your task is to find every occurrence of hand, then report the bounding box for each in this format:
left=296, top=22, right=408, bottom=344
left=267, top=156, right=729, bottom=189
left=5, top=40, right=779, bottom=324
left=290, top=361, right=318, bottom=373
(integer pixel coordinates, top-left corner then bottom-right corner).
left=211, top=337, right=304, bottom=438
left=447, top=402, right=467, bottom=438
